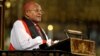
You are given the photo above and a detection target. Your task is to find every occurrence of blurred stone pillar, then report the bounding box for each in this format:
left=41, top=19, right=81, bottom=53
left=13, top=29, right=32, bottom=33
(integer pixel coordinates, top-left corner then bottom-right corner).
left=0, top=0, right=5, bottom=50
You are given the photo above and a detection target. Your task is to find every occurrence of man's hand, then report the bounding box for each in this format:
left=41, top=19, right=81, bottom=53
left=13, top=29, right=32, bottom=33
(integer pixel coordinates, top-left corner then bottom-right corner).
left=46, top=39, right=59, bottom=46
left=53, top=40, right=59, bottom=44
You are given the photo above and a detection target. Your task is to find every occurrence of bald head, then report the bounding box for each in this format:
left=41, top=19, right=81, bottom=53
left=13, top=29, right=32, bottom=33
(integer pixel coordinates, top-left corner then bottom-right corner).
left=23, top=1, right=40, bottom=12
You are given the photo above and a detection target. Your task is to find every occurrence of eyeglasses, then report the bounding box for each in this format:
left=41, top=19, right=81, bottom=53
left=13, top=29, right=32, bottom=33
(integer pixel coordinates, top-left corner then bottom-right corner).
left=28, top=9, right=44, bottom=14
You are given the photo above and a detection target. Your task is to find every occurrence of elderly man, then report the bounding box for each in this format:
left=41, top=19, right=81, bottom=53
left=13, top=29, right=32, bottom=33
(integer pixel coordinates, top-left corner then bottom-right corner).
left=9, top=0, right=52, bottom=50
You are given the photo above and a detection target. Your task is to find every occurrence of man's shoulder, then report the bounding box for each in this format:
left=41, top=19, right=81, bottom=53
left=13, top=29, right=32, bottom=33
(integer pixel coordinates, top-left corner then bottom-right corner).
left=13, top=20, right=23, bottom=26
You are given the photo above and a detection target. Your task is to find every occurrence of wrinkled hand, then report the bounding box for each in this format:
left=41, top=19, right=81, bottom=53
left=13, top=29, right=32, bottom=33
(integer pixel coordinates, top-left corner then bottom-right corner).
left=53, top=40, right=59, bottom=44
left=46, top=39, right=59, bottom=46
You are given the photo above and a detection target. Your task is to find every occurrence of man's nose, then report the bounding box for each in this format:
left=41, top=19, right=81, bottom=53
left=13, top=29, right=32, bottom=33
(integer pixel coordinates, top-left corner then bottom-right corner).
left=38, top=11, right=44, bottom=15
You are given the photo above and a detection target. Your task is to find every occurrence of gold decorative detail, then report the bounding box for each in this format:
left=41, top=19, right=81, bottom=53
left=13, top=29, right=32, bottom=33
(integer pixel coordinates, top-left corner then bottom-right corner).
left=78, top=42, right=86, bottom=53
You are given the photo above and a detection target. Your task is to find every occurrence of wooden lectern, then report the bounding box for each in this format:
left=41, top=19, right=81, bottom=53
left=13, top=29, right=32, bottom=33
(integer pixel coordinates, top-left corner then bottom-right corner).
left=46, top=38, right=96, bottom=56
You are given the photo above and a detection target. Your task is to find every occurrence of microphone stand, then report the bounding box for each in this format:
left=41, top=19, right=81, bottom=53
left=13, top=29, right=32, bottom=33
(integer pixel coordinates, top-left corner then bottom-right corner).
left=64, top=29, right=70, bottom=39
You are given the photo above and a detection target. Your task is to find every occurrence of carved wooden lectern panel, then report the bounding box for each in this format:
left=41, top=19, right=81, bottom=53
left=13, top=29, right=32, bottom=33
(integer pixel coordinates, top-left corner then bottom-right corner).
left=70, top=38, right=96, bottom=56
